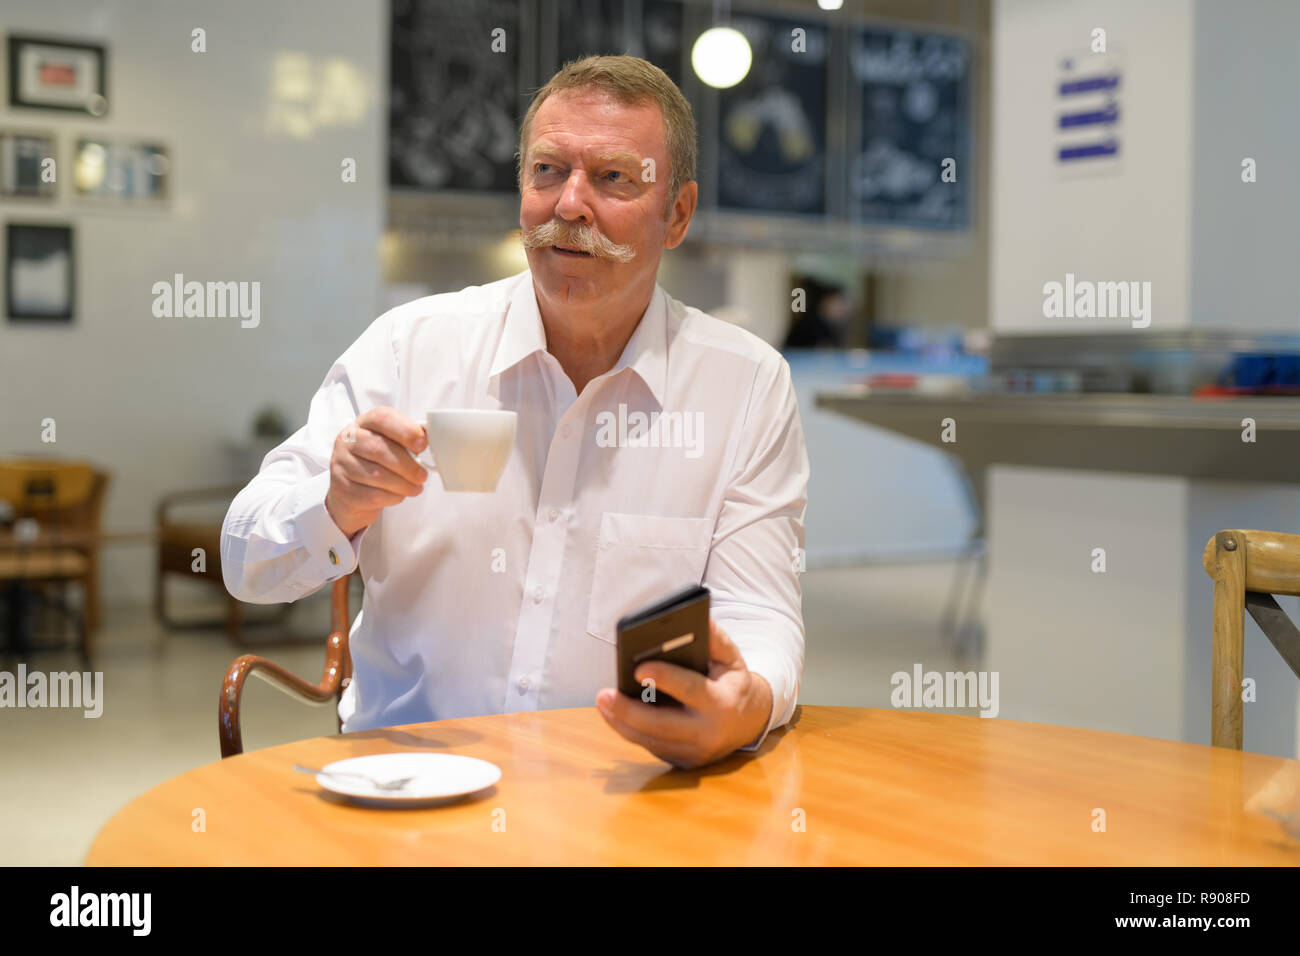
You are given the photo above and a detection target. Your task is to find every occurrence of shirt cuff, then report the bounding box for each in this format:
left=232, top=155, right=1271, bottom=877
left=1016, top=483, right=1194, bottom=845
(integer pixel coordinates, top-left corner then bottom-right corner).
left=732, top=646, right=799, bottom=753
left=292, top=469, right=363, bottom=582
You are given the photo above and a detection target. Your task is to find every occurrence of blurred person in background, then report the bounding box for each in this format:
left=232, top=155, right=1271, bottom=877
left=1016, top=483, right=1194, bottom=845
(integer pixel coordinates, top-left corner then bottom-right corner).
left=783, top=276, right=848, bottom=349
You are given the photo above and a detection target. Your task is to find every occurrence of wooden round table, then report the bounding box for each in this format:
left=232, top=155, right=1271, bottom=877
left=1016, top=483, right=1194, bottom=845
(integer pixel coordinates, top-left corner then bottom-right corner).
left=85, top=706, right=1300, bottom=865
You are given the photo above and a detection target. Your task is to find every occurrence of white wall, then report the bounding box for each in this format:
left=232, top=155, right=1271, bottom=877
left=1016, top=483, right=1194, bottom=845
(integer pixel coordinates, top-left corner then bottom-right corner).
left=984, top=467, right=1191, bottom=740
left=989, top=0, right=1195, bottom=332
left=0, top=0, right=385, bottom=605
left=724, top=251, right=791, bottom=346
left=1189, top=0, right=1300, bottom=332
left=986, top=466, right=1298, bottom=756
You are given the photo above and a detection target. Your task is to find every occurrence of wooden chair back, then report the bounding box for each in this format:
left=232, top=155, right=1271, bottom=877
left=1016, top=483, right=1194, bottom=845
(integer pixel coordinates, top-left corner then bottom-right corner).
left=1202, top=530, right=1300, bottom=749
left=0, top=459, right=97, bottom=515
left=0, top=461, right=110, bottom=644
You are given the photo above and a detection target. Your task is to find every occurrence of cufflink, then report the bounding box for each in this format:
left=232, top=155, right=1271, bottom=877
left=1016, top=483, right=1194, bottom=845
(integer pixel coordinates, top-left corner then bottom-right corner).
left=328, top=548, right=339, bottom=565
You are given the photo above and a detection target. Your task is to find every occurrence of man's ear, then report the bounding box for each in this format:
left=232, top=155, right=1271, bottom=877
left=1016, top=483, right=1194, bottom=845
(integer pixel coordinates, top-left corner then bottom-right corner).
left=664, top=181, right=698, bottom=250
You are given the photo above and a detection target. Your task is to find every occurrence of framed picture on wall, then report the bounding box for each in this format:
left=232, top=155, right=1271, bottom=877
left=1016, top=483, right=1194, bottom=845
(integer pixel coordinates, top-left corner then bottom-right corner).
left=848, top=27, right=971, bottom=229
left=5, top=223, right=75, bottom=322
left=551, top=0, right=685, bottom=89
left=0, top=131, right=57, bottom=198
left=73, top=138, right=170, bottom=201
left=389, top=0, right=523, bottom=192
left=7, top=35, right=108, bottom=116
left=714, top=12, right=829, bottom=216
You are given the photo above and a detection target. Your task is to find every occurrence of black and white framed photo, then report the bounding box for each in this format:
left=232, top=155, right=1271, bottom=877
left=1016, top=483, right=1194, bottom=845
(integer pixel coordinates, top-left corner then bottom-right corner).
left=847, top=27, right=971, bottom=230
left=5, top=223, right=75, bottom=322
left=552, top=0, right=685, bottom=89
left=389, top=0, right=523, bottom=192
left=73, top=138, right=170, bottom=201
left=714, top=12, right=829, bottom=216
left=7, top=35, right=108, bottom=116
left=0, top=131, right=57, bottom=198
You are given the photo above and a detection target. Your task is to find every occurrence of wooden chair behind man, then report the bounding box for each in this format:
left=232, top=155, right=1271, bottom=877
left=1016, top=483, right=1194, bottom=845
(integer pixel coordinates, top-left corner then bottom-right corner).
left=155, top=483, right=293, bottom=644
left=1203, top=530, right=1300, bottom=749
left=0, top=459, right=110, bottom=667
left=219, top=572, right=357, bottom=757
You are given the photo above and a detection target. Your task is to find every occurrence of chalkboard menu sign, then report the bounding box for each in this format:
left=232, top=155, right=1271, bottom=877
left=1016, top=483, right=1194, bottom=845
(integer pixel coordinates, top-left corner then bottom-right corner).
left=848, top=28, right=970, bottom=228
left=555, top=0, right=684, bottom=88
left=716, top=14, right=828, bottom=216
left=387, top=0, right=973, bottom=234
left=390, top=0, right=523, bottom=192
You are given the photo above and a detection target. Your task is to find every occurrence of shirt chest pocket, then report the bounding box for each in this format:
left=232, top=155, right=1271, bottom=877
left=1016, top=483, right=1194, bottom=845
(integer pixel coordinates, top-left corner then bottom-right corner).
left=585, top=512, right=714, bottom=645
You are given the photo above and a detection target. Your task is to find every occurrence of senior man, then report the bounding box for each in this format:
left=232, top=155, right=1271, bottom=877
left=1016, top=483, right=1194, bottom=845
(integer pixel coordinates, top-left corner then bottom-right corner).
left=222, top=55, right=808, bottom=769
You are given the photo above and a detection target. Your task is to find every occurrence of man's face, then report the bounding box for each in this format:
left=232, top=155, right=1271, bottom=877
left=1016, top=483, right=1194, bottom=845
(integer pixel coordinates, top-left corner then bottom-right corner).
left=519, top=89, right=694, bottom=308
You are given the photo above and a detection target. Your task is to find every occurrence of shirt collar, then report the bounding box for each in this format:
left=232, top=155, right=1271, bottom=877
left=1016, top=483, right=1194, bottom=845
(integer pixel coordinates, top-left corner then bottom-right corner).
left=488, top=271, right=549, bottom=380
left=490, top=270, right=669, bottom=407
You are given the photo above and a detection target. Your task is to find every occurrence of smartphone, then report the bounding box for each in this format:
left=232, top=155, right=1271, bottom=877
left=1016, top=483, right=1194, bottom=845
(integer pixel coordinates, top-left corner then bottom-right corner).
left=616, top=584, right=710, bottom=706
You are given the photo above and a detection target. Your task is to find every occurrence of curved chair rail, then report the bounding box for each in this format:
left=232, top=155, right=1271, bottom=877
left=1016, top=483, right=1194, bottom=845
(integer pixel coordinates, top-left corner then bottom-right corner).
left=219, top=575, right=353, bottom=758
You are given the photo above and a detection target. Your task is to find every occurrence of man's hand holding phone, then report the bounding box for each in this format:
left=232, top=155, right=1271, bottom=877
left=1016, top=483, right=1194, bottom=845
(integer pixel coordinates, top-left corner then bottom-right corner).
left=324, top=406, right=429, bottom=538
left=596, top=590, right=774, bottom=770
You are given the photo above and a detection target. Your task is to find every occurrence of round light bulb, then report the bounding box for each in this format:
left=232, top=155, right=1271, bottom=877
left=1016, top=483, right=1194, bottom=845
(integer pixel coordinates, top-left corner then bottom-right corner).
left=691, top=27, right=752, bottom=89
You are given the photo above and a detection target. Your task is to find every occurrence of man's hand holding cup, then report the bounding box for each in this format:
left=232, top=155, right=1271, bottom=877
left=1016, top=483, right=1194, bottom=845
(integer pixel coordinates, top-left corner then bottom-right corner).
left=325, top=406, right=428, bottom=538
left=325, top=407, right=518, bottom=537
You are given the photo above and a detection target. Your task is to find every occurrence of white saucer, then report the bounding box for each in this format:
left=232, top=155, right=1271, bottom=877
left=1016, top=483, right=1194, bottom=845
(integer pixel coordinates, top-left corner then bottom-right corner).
left=312, top=753, right=501, bottom=808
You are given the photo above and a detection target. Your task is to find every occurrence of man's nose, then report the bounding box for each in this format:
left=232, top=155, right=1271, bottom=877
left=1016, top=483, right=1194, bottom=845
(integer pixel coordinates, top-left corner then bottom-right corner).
left=555, top=169, right=595, bottom=222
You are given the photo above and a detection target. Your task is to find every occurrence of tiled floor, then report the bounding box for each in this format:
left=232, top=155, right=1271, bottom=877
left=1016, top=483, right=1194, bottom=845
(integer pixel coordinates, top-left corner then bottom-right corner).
left=0, top=560, right=981, bottom=865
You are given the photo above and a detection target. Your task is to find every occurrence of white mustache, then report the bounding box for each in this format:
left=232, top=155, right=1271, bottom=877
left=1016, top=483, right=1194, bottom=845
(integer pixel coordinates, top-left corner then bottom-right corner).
left=521, top=221, right=636, bottom=263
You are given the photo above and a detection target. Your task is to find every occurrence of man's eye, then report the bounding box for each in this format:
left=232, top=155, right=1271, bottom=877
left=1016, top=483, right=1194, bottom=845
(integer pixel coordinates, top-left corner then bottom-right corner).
left=606, top=171, right=626, bottom=181
left=535, top=163, right=555, bottom=175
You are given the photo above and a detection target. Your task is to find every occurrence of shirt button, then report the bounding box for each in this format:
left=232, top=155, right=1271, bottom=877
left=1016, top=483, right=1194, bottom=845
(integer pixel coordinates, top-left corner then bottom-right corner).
left=328, top=548, right=339, bottom=566
left=548, top=507, right=559, bottom=522
left=533, top=586, right=544, bottom=604
left=517, top=676, right=530, bottom=692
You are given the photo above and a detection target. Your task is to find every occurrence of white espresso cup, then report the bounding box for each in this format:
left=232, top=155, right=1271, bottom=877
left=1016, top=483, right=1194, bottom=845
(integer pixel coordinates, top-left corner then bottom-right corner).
left=415, top=409, right=516, bottom=492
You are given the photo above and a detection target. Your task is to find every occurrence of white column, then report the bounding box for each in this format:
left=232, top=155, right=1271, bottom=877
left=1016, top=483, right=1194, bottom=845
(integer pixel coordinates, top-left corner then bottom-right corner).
left=985, top=0, right=1300, bottom=756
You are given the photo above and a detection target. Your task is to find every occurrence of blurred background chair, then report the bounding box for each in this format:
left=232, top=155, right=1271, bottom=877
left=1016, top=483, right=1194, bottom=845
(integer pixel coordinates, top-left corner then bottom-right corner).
left=219, top=572, right=356, bottom=757
left=155, top=483, right=291, bottom=644
left=0, top=458, right=110, bottom=668
left=1203, top=529, right=1300, bottom=749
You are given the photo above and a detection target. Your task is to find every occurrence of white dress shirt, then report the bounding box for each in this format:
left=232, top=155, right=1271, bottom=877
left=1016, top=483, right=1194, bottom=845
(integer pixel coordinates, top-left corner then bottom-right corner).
left=221, top=269, right=808, bottom=753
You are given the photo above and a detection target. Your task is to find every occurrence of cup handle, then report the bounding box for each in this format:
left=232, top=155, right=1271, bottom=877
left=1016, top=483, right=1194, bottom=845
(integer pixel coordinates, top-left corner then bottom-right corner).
left=414, top=430, right=438, bottom=473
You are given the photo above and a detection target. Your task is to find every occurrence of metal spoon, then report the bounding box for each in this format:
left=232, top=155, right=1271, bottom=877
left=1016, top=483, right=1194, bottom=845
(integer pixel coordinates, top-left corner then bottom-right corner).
left=293, top=763, right=415, bottom=791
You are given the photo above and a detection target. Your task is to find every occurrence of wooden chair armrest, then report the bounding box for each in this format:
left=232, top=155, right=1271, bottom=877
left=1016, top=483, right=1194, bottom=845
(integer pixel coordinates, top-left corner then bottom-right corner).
left=219, top=634, right=349, bottom=758
left=219, top=576, right=354, bottom=758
